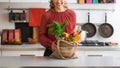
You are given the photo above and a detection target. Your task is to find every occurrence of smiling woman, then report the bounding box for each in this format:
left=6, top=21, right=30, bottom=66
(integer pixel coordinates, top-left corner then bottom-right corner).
left=39, top=0, right=77, bottom=56
left=50, top=0, right=67, bottom=12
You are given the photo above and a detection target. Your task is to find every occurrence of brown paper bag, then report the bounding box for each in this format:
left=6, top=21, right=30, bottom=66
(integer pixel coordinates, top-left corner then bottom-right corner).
left=50, top=39, right=78, bottom=59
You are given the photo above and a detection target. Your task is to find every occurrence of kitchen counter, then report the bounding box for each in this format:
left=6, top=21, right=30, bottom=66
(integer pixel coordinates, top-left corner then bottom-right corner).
left=0, top=56, right=120, bottom=68
left=0, top=44, right=120, bottom=51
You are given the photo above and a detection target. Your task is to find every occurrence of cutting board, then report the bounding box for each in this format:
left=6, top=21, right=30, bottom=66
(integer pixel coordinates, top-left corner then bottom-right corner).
left=33, top=27, right=39, bottom=43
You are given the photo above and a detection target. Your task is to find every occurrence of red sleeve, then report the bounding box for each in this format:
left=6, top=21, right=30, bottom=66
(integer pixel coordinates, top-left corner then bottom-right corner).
left=39, top=13, right=52, bottom=49
left=64, top=9, right=76, bottom=34
left=72, top=10, right=76, bottom=30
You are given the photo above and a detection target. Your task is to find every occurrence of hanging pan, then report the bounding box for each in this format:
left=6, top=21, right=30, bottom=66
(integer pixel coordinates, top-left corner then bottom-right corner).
left=81, top=12, right=96, bottom=38
left=99, top=13, right=114, bottom=38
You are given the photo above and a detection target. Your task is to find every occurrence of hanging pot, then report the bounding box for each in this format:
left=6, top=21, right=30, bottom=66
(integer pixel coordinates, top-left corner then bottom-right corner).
left=81, top=12, right=96, bottom=38
left=99, top=13, right=114, bottom=38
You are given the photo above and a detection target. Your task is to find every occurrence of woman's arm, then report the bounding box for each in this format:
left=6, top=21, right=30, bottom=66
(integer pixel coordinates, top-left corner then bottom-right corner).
left=39, top=13, right=53, bottom=49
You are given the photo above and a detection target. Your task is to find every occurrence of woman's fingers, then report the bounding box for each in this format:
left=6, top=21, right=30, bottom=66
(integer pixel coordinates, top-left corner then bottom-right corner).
left=51, top=41, right=57, bottom=51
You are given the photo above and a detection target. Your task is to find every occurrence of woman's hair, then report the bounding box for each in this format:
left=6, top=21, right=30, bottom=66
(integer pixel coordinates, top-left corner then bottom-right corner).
left=49, top=0, right=68, bottom=10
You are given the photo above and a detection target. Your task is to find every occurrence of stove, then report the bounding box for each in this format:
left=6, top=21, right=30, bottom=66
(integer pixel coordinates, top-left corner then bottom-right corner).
left=80, top=40, right=109, bottom=46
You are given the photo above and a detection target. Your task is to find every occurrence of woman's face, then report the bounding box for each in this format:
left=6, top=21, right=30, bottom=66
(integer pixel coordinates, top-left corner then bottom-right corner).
left=52, top=0, right=66, bottom=8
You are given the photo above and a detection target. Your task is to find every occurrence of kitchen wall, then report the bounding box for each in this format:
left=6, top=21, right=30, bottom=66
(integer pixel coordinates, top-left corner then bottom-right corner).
left=0, top=0, right=120, bottom=44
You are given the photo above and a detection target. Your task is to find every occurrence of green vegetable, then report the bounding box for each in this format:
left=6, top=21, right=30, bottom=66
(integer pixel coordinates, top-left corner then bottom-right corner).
left=60, top=20, right=68, bottom=29
left=68, top=35, right=74, bottom=42
left=47, top=20, right=69, bottom=38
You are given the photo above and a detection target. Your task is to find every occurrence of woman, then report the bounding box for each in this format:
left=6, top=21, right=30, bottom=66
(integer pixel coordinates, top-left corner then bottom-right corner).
left=39, top=0, right=76, bottom=56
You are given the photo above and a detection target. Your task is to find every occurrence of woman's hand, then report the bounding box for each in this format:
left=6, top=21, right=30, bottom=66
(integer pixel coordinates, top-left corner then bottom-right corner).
left=51, top=41, right=57, bottom=51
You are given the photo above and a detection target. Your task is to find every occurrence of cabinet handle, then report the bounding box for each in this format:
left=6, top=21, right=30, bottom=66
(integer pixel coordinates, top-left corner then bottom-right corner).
left=20, top=54, right=35, bottom=56
left=87, top=55, right=103, bottom=56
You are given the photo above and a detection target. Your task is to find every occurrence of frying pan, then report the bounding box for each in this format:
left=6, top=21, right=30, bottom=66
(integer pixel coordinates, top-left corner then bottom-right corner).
left=81, top=12, right=96, bottom=38
left=99, top=13, right=114, bottom=38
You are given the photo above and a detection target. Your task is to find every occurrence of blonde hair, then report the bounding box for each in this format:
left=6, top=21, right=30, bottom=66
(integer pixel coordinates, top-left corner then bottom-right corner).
left=49, top=0, right=68, bottom=10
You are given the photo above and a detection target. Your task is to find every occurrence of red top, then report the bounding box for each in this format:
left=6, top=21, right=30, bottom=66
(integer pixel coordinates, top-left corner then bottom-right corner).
left=39, top=9, right=76, bottom=49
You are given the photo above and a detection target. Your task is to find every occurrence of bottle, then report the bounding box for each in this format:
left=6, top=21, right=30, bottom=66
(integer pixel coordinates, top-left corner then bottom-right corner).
left=92, top=0, right=98, bottom=4
left=9, top=10, right=15, bottom=21
left=20, top=10, right=26, bottom=21
left=79, top=0, right=85, bottom=4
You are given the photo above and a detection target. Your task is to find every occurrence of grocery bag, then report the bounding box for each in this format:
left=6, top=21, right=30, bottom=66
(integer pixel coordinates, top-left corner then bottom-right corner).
left=50, top=39, right=78, bottom=59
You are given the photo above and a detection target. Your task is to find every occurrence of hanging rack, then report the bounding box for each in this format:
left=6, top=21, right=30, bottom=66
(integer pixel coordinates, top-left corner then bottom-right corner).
left=7, top=8, right=115, bottom=12
left=7, top=8, right=28, bottom=10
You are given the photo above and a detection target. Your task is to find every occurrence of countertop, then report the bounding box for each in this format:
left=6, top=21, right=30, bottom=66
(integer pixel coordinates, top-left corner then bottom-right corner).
left=0, top=56, right=120, bottom=68
left=1, top=44, right=120, bottom=51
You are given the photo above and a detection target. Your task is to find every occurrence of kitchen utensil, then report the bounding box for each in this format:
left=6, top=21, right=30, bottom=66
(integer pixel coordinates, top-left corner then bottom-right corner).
left=32, top=27, right=39, bottom=43
left=81, top=12, right=96, bottom=38
left=80, top=30, right=87, bottom=42
left=99, top=13, right=114, bottom=38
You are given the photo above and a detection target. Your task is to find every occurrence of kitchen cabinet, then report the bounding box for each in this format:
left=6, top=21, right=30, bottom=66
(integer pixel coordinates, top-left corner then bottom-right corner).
left=2, top=50, right=44, bottom=56
left=0, top=51, right=1, bottom=56
left=76, top=50, right=85, bottom=57
left=84, top=51, right=120, bottom=56
left=0, top=0, right=9, bottom=2
left=1, top=44, right=120, bottom=56
left=1, top=44, right=45, bottom=56
left=1, top=56, right=120, bottom=67
left=75, top=46, right=120, bottom=57
left=3, top=50, right=120, bottom=57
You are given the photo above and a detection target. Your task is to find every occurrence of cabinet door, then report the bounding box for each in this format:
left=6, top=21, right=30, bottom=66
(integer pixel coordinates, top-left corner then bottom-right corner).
left=0, top=0, right=9, bottom=2
left=84, top=51, right=104, bottom=56
left=0, top=51, right=1, bottom=56
left=101, top=51, right=120, bottom=56
left=10, top=0, right=49, bottom=2
left=2, top=50, right=44, bottom=56
left=84, top=51, right=120, bottom=57
left=76, top=50, right=85, bottom=57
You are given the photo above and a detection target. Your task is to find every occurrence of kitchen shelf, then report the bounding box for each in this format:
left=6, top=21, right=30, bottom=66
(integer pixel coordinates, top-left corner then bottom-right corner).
left=78, top=0, right=116, bottom=4
left=68, top=3, right=115, bottom=11
left=7, top=8, right=28, bottom=10
left=8, top=7, right=28, bottom=23
left=6, top=2, right=115, bottom=11
left=76, top=23, right=109, bottom=26
left=7, top=7, right=115, bottom=11
left=6, top=2, right=115, bottom=23
left=9, top=20, right=28, bottom=23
